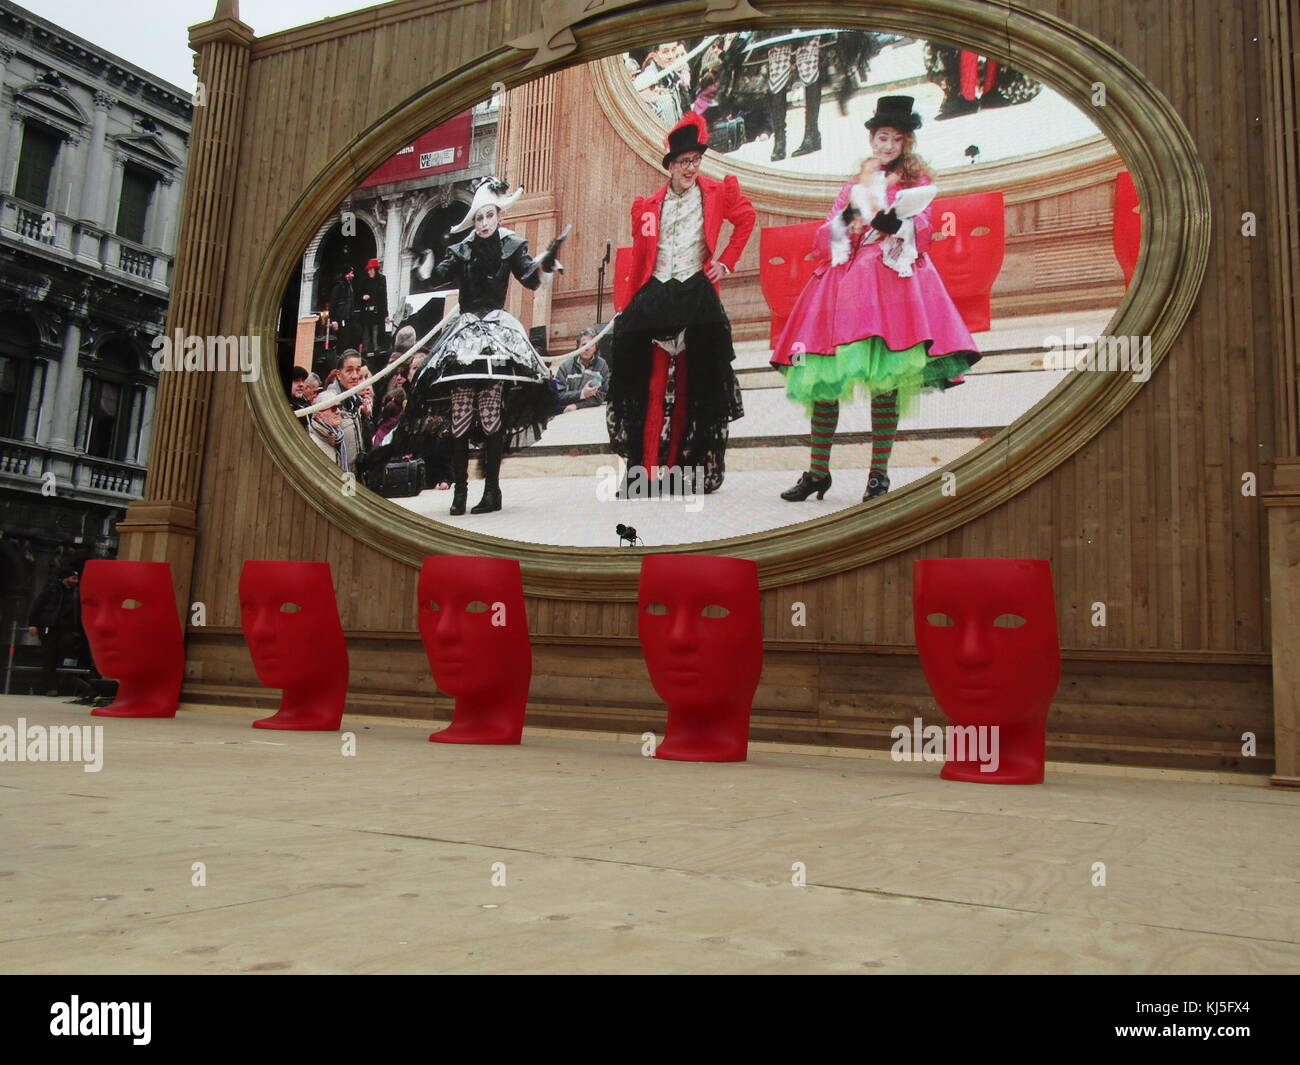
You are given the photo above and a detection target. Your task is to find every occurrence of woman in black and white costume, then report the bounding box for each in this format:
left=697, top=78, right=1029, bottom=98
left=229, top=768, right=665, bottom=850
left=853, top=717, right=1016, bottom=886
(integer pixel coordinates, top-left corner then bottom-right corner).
left=398, top=177, right=566, bottom=515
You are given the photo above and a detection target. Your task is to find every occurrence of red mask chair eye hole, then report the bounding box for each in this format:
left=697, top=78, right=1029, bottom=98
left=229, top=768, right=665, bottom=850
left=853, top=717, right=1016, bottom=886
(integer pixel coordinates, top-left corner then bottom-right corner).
left=645, top=602, right=668, bottom=616
left=970, top=226, right=992, bottom=237
left=120, top=598, right=143, bottom=609
left=700, top=604, right=730, bottom=618
left=926, top=612, right=956, bottom=627
left=279, top=602, right=302, bottom=614
left=465, top=601, right=490, bottom=614
left=993, top=614, right=1027, bottom=628
left=423, top=600, right=440, bottom=612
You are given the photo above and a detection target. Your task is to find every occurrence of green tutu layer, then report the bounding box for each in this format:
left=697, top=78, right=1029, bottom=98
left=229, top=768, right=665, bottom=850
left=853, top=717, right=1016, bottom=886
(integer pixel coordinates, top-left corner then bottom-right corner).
left=782, top=337, right=976, bottom=418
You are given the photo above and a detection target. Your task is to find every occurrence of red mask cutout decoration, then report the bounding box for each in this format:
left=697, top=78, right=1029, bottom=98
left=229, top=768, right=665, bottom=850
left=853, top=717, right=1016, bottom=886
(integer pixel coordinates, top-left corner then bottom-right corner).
left=81, top=560, right=184, bottom=718
left=419, top=556, right=531, bottom=744
left=638, top=555, right=763, bottom=762
left=240, top=561, right=348, bottom=730
left=913, top=558, right=1060, bottom=784
left=925, top=191, right=1006, bottom=333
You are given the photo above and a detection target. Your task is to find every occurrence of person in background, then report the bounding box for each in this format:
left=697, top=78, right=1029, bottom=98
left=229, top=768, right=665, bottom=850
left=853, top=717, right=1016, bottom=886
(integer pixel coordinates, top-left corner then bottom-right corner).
left=289, top=365, right=311, bottom=412
left=307, top=402, right=349, bottom=471
left=554, top=328, right=611, bottom=413
left=358, top=257, right=389, bottom=355
left=325, top=350, right=369, bottom=473
left=373, top=387, right=406, bottom=447
left=303, top=373, right=322, bottom=403
left=27, top=567, right=82, bottom=696
left=329, top=266, right=358, bottom=350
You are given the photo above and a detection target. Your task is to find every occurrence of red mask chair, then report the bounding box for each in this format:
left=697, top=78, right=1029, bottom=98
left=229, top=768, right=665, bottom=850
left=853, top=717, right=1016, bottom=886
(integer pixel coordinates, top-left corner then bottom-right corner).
left=913, top=558, right=1060, bottom=784
left=925, top=191, right=1006, bottom=333
left=638, top=555, right=763, bottom=762
left=81, top=560, right=184, bottom=718
left=240, top=561, right=348, bottom=730
left=419, top=556, right=531, bottom=745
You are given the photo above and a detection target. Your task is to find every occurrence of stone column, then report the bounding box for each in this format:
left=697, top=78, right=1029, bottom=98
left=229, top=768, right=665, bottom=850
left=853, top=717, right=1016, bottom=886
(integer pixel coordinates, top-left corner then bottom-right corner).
left=21, top=358, right=46, bottom=441
left=0, top=46, right=16, bottom=175
left=383, top=195, right=402, bottom=326
left=5, top=111, right=24, bottom=195
left=137, top=382, right=158, bottom=462
left=33, top=357, right=57, bottom=446
left=114, top=0, right=255, bottom=619
left=75, top=92, right=114, bottom=265
left=46, top=311, right=85, bottom=450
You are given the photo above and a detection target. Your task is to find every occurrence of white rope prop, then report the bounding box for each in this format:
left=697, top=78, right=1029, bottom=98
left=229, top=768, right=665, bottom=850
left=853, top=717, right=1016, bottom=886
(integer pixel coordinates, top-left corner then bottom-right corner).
left=540, top=314, right=619, bottom=365
left=294, top=314, right=454, bottom=418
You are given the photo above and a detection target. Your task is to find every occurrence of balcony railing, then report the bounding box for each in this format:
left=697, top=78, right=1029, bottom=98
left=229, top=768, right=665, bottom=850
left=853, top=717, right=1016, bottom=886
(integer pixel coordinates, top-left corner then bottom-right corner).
left=0, top=437, right=146, bottom=501
left=117, top=244, right=155, bottom=279
left=15, top=206, right=56, bottom=244
left=1, top=196, right=171, bottom=289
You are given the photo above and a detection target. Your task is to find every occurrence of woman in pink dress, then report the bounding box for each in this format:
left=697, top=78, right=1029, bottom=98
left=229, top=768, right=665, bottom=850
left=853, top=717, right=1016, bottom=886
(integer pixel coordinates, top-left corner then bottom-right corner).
left=770, top=95, right=981, bottom=501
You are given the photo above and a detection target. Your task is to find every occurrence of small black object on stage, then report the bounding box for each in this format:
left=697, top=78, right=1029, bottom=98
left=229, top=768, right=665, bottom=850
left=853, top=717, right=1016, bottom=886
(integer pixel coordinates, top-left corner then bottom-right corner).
left=616, top=524, right=641, bottom=547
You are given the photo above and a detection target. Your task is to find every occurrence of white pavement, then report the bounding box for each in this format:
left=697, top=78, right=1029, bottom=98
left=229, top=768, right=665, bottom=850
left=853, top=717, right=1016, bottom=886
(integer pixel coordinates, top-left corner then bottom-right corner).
left=387, top=309, right=1119, bottom=545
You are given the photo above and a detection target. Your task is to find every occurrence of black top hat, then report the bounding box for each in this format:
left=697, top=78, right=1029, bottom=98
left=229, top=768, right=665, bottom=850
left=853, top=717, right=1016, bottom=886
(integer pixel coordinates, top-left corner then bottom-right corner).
left=662, top=113, right=710, bottom=169
left=865, top=95, right=922, bottom=133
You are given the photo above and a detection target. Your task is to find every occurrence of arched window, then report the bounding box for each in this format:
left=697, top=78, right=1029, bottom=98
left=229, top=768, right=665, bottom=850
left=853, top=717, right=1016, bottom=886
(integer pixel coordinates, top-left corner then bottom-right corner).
left=79, top=340, right=143, bottom=462
left=0, top=318, right=40, bottom=441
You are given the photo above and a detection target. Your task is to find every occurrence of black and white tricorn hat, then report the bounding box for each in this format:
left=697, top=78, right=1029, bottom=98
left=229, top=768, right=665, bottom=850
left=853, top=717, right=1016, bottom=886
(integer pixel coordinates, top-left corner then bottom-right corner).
left=451, top=176, right=524, bottom=233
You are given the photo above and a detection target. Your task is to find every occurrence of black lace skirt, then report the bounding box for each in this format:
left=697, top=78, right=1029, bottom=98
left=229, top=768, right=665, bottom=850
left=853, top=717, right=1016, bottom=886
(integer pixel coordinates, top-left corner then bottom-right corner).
left=606, top=272, right=744, bottom=492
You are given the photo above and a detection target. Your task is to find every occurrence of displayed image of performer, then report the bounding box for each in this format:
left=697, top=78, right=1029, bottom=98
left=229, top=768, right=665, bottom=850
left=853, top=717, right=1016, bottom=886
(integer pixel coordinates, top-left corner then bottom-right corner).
left=381, top=177, right=567, bottom=515
left=770, top=96, right=981, bottom=502
left=606, top=112, right=755, bottom=495
left=750, top=28, right=826, bottom=161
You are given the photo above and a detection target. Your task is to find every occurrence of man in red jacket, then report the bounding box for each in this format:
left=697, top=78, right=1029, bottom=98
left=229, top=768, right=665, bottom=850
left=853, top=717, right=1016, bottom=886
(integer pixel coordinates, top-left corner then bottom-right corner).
left=607, top=112, right=756, bottom=495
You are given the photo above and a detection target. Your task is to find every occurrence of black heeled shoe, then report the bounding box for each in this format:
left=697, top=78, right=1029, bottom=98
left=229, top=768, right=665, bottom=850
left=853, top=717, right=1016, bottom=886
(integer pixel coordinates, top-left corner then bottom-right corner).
left=863, top=471, right=890, bottom=501
left=781, top=470, right=832, bottom=501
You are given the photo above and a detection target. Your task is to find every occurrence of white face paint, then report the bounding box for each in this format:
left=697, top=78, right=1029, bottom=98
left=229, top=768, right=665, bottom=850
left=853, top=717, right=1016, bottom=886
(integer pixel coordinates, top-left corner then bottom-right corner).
left=871, top=127, right=907, bottom=165
left=474, top=205, right=500, bottom=239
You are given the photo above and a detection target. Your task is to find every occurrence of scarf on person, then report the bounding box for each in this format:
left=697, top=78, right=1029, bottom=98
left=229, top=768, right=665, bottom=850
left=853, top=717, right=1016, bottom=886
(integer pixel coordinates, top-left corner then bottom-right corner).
left=309, top=415, right=350, bottom=473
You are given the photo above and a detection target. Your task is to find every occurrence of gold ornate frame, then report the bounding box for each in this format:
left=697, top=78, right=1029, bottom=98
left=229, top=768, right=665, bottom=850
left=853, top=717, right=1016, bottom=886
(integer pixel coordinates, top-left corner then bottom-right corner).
left=243, top=0, right=1209, bottom=600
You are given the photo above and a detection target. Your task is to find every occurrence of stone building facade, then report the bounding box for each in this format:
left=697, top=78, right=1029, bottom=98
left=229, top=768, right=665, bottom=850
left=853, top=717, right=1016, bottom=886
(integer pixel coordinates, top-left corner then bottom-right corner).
left=0, top=1, right=190, bottom=654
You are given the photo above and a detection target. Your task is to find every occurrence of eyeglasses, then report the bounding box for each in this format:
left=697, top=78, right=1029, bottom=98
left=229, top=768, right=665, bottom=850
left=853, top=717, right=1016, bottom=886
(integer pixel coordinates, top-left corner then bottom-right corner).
left=674, top=155, right=703, bottom=169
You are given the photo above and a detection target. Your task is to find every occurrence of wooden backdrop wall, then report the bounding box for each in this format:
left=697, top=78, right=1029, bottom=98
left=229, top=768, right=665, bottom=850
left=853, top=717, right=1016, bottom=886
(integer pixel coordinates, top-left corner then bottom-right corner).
left=117, top=0, right=1300, bottom=782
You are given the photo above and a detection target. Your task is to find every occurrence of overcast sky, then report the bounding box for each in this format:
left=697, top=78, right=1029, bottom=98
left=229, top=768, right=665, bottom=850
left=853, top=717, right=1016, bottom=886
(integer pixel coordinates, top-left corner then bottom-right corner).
left=23, top=0, right=389, bottom=91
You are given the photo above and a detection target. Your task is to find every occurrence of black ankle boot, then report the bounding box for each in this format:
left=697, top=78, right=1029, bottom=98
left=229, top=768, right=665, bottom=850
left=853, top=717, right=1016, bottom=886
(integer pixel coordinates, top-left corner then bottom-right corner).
left=781, top=470, right=832, bottom=501
left=769, top=89, right=787, bottom=161
left=449, top=436, right=469, bottom=515
left=863, top=471, right=890, bottom=501
left=471, top=432, right=504, bottom=514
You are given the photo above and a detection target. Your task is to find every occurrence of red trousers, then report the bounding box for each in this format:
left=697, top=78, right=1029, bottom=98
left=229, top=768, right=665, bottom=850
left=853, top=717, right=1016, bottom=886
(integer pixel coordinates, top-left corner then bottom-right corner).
left=641, top=343, right=691, bottom=470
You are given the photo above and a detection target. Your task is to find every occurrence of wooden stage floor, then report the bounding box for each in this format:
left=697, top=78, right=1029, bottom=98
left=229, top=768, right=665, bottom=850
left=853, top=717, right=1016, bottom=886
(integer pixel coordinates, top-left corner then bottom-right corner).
left=2, top=695, right=1297, bottom=975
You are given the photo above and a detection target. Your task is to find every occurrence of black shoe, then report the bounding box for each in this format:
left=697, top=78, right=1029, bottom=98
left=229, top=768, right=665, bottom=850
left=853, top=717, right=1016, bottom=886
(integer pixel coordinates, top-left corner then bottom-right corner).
left=979, top=89, right=1014, bottom=109
left=863, top=471, right=890, bottom=501
left=934, top=96, right=979, bottom=121
left=449, top=436, right=469, bottom=515
left=781, top=470, right=832, bottom=501
left=470, top=486, right=502, bottom=514
left=791, top=135, right=821, bottom=157
left=770, top=138, right=787, bottom=162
